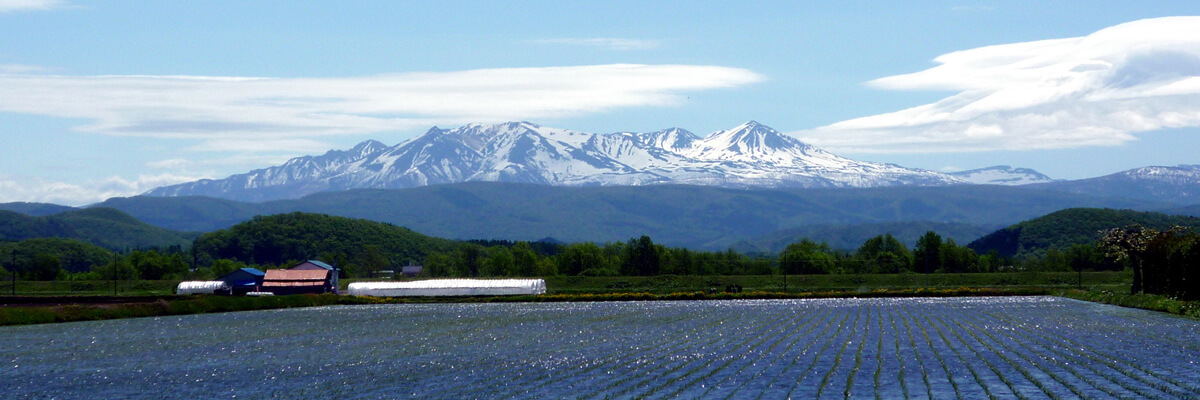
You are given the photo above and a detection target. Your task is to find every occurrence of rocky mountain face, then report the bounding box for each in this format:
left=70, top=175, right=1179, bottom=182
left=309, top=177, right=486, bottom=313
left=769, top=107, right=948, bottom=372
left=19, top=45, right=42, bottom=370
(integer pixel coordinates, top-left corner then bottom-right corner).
left=146, top=121, right=969, bottom=202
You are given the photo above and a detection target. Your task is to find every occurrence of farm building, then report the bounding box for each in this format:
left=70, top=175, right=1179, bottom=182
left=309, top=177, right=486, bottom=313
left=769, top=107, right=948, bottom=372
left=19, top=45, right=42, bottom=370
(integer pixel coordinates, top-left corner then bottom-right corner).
left=401, top=265, right=422, bottom=277
left=261, top=268, right=334, bottom=295
left=216, top=267, right=265, bottom=295
left=347, top=279, right=546, bottom=297
left=289, top=260, right=338, bottom=292
left=176, top=281, right=229, bottom=295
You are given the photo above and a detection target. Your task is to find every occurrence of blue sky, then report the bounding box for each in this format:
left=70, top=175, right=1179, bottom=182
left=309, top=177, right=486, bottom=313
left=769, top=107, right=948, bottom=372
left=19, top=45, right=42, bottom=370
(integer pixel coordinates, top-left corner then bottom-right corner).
left=2, top=1, right=1199, bottom=205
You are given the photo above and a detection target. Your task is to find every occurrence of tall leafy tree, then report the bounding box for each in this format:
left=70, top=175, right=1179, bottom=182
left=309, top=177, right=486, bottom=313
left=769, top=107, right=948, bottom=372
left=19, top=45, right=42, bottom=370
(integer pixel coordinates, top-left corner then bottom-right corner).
left=779, top=239, right=835, bottom=275
left=913, top=231, right=943, bottom=273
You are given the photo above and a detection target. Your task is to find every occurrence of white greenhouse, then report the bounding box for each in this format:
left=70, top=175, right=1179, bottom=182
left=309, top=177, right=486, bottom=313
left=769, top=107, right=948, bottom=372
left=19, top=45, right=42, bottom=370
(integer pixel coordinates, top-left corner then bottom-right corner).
left=175, top=281, right=229, bottom=295
left=348, top=279, right=547, bottom=297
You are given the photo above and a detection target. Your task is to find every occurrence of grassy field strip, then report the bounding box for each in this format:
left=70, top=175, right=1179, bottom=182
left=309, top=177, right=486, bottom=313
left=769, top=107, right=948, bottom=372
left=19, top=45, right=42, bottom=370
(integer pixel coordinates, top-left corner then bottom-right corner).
left=494, top=307, right=716, bottom=399
left=748, top=305, right=838, bottom=400
left=713, top=303, right=828, bottom=399
left=916, top=312, right=1012, bottom=398
left=899, top=302, right=964, bottom=398
left=813, top=302, right=865, bottom=398
left=781, top=305, right=854, bottom=399
left=519, top=307, right=736, bottom=399
left=643, top=303, right=804, bottom=399
left=983, top=310, right=1181, bottom=399
left=693, top=304, right=820, bottom=399
left=1000, top=308, right=1200, bottom=398
left=954, top=314, right=1117, bottom=399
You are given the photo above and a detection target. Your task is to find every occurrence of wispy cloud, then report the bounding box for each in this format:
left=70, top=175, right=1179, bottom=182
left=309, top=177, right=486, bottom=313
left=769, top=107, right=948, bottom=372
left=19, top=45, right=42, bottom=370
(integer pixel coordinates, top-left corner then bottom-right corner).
left=0, top=173, right=204, bottom=206
left=798, top=16, right=1200, bottom=153
left=0, top=64, right=57, bottom=73
left=532, top=38, right=662, bottom=51
left=0, top=0, right=67, bottom=12
left=0, top=64, right=762, bottom=153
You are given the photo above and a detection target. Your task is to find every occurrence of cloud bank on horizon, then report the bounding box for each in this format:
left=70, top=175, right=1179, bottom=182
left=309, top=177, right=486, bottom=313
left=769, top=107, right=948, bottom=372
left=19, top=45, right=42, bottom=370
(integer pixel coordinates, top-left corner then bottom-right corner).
left=800, top=16, right=1200, bottom=153
left=0, top=64, right=763, bottom=154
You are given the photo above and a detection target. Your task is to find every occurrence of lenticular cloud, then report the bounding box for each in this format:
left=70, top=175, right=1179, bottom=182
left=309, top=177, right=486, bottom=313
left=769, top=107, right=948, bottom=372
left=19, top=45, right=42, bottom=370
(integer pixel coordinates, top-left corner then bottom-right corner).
left=803, top=16, right=1200, bottom=153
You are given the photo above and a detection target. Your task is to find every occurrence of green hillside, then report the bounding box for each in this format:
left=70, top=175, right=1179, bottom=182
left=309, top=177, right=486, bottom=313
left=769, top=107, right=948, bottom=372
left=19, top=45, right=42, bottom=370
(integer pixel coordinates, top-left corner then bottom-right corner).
left=193, top=212, right=459, bottom=268
left=0, top=208, right=196, bottom=250
left=968, top=208, right=1200, bottom=257
left=0, top=238, right=114, bottom=273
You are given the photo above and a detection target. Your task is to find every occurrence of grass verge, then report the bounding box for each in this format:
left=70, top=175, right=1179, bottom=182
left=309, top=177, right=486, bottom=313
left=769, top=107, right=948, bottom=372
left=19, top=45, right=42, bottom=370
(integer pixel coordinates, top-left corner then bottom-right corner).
left=1057, top=289, right=1200, bottom=319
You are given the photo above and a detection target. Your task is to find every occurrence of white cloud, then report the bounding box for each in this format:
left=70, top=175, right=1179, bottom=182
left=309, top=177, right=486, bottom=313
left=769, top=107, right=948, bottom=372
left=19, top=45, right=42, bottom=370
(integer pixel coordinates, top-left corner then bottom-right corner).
left=798, top=16, right=1200, bottom=153
left=0, top=173, right=205, bottom=206
left=0, top=64, right=56, bottom=73
left=532, top=38, right=661, bottom=50
left=0, top=0, right=66, bottom=12
left=0, top=64, right=762, bottom=153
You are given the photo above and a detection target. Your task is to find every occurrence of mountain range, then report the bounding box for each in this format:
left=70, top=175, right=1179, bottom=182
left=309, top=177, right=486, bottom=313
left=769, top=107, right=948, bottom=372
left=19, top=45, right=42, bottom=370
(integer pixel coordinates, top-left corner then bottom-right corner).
left=146, top=121, right=967, bottom=202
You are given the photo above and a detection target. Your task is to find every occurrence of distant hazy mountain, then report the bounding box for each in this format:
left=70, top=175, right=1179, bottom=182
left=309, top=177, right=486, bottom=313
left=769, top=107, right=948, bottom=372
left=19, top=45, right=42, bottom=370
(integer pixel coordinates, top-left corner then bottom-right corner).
left=949, top=165, right=1055, bottom=185
left=145, top=121, right=965, bottom=202
left=1027, top=165, right=1200, bottom=205
left=0, top=207, right=196, bottom=250
left=0, top=202, right=75, bottom=216
left=106, top=182, right=1164, bottom=249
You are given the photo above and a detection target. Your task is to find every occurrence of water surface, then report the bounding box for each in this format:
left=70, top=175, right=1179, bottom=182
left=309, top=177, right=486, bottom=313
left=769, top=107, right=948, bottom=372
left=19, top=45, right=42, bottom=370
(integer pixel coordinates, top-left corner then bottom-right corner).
left=3, top=296, right=1198, bottom=399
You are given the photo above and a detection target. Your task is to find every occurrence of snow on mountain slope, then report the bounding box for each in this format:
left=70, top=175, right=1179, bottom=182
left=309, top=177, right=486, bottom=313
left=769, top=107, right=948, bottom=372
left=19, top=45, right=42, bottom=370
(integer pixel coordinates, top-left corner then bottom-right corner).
left=949, top=165, right=1055, bottom=185
left=145, top=121, right=967, bottom=202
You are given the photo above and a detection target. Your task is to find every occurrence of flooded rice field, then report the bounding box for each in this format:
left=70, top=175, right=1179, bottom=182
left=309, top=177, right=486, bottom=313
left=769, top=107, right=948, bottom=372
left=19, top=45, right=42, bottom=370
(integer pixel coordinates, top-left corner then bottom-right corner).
left=2, top=296, right=1199, bottom=399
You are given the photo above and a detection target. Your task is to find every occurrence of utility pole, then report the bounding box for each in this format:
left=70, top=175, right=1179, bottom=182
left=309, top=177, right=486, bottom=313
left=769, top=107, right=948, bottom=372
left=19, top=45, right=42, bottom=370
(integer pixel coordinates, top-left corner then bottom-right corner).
left=10, top=250, right=15, bottom=296
left=112, top=256, right=118, bottom=296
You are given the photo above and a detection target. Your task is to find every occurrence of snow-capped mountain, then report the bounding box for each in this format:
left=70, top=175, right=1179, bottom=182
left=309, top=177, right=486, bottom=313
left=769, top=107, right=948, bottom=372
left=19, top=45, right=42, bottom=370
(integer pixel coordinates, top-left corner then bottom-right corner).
left=1027, top=165, right=1200, bottom=205
left=146, top=121, right=966, bottom=202
left=948, top=165, right=1055, bottom=186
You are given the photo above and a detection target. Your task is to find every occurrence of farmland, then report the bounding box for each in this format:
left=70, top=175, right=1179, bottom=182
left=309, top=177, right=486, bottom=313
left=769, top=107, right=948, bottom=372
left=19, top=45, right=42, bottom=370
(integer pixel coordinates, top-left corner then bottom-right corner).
left=2, top=296, right=1197, bottom=399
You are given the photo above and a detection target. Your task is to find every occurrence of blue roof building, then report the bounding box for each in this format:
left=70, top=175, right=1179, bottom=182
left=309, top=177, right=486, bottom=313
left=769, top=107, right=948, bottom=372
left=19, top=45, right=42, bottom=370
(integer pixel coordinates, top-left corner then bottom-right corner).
left=216, top=267, right=265, bottom=295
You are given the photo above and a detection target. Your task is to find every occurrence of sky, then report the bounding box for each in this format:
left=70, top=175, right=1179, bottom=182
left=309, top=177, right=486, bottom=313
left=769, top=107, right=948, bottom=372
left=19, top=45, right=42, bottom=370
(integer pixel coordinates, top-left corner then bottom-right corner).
left=2, top=0, right=1200, bottom=205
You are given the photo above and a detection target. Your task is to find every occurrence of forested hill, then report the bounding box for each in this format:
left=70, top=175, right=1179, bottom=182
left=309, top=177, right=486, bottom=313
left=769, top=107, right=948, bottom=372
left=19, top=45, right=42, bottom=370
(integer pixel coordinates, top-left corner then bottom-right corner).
left=192, top=212, right=459, bottom=270
left=0, top=208, right=197, bottom=250
left=0, top=202, right=75, bottom=217
left=967, top=208, right=1200, bottom=257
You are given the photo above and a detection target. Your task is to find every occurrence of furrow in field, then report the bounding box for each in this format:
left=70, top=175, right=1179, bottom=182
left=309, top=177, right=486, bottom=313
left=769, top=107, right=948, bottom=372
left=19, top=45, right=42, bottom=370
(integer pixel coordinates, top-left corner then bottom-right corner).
left=983, top=309, right=1180, bottom=399
left=815, top=300, right=865, bottom=398
left=720, top=301, right=828, bottom=399
left=783, top=303, right=856, bottom=399
left=644, top=303, right=805, bottom=399
left=916, top=310, right=996, bottom=400
left=898, top=301, right=962, bottom=399
left=928, top=313, right=1034, bottom=400
left=747, top=303, right=839, bottom=400
left=955, top=313, right=1119, bottom=399
left=697, top=303, right=816, bottom=399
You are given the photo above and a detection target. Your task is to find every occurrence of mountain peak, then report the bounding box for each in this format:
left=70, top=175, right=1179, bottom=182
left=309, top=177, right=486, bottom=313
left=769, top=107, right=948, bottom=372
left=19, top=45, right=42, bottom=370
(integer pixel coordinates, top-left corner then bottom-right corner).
left=145, top=120, right=965, bottom=202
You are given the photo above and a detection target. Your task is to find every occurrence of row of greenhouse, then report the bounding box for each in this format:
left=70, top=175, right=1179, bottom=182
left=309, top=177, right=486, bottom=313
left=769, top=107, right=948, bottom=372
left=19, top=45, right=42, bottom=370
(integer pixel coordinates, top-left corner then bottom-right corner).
left=176, top=259, right=546, bottom=297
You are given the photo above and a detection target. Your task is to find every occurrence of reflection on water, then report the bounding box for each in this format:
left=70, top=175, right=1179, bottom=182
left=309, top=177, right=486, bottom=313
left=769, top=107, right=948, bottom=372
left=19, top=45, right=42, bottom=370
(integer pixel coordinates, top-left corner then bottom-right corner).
left=2, top=296, right=1199, bottom=399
